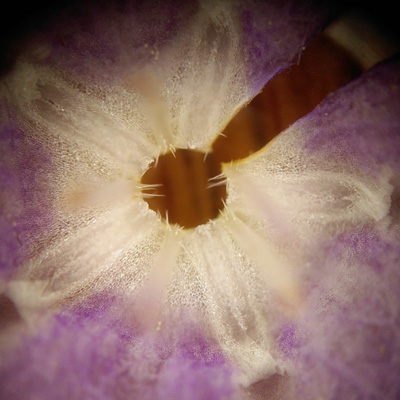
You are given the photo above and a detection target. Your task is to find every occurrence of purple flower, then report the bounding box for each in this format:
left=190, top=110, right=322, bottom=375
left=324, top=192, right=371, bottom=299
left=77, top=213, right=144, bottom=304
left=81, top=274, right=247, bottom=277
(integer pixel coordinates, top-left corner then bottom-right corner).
left=1, top=1, right=399, bottom=399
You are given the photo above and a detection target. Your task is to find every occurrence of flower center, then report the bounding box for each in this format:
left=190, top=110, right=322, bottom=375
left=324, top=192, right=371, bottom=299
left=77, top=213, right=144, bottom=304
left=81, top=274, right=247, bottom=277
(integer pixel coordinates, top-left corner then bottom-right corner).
left=141, top=149, right=227, bottom=229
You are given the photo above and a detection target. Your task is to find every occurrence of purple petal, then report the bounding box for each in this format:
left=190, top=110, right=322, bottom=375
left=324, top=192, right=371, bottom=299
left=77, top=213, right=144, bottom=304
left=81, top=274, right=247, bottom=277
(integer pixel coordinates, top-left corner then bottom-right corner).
left=303, top=58, right=400, bottom=175
left=223, top=56, right=400, bottom=398
left=240, top=0, right=334, bottom=93
left=283, top=227, right=400, bottom=400
left=296, top=58, right=400, bottom=232
left=0, top=105, right=53, bottom=279
left=267, top=60, right=400, bottom=399
left=228, top=58, right=400, bottom=240
left=0, top=305, right=243, bottom=400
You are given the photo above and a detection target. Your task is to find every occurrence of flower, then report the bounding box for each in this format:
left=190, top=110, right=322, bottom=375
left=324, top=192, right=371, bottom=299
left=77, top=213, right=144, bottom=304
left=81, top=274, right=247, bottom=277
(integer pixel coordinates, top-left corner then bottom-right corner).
left=1, top=0, right=400, bottom=399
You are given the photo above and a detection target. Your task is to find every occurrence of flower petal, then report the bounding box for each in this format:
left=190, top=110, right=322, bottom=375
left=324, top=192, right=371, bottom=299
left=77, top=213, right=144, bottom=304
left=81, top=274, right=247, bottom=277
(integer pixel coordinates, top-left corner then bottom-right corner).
left=225, top=58, right=400, bottom=398
left=285, top=227, right=400, bottom=399
left=9, top=0, right=332, bottom=151
left=4, top=62, right=160, bottom=173
left=0, top=108, right=53, bottom=281
left=0, top=306, right=244, bottom=400
left=7, top=200, right=160, bottom=315
left=226, top=58, right=400, bottom=240
left=176, top=221, right=282, bottom=385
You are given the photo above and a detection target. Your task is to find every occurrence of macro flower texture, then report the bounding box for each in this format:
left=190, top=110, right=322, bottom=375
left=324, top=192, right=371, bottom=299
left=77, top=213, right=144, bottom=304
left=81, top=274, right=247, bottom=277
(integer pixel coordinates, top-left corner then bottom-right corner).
left=1, top=0, right=400, bottom=399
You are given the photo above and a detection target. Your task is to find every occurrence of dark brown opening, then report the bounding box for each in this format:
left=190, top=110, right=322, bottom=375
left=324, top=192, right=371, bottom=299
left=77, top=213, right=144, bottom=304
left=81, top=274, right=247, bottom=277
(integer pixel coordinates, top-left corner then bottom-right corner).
left=141, top=149, right=227, bottom=229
